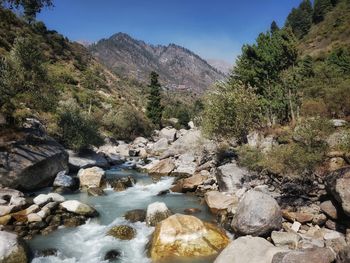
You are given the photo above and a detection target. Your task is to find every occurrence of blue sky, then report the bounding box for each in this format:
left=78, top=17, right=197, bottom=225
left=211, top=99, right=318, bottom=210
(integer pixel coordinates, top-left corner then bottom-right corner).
left=37, top=0, right=302, bottom=64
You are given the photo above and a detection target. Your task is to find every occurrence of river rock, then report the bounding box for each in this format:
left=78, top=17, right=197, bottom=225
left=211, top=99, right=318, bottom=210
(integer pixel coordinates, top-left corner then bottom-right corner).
left=0, top=231, right=30, bottom=263
left=60, top=200, right=97, bottom=217
left=271, top=231, right=301, bottom=248
left=148, top=158, right=175, bottom=176
left=53, top=171, right=76, bottom=189
left=272, top=247, right=336, bottom=263
left=214, top=236, right=287, bottom=263
left=33, top=194, right=52, bottom=206
left=107, top=225, right=136, bottom=240
left=320, top=200, right=338, bottom=220
left=0, top=130, right=68, bottom=191
left=146, top=202, right=171, bottom=226
left=87, top=187, right=105, bottom=196
left=172, top=153, right=197, bottom=177
left=182, top=173, right=206, bottom=191
left=78, top=167, right=105, bottom=189
left=133, top=137, right=148, bottom=146
left=0, top=189, right=26, bottom=216
left=159, top=127, right=177, bottom=142
left=124, top=209, right=146, bottom=223
left=68, top=150, right=109, bottom=171
left=104, top=249, right=121, bottom=262
left=108, top=176, right=135, bottom=191
left=149, top=214, right=229, bottom=261
left=325, top=167, right=350, bottom=216
left=151, top=138, right=169, bottom=155
left=232, top=190, right=282, bottom=236
left=216, top=162, right=248, bottom=192
left=204, top=191, right=238, bottom=215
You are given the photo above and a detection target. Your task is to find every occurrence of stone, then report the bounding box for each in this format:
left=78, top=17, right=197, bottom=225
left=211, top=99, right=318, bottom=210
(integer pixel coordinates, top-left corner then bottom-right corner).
left=78, top=166, right=105, bottom=189
left=87, top=187, right=105, bottom=196
left=108, top=176, right=136, bottom=192
left=328, top=157, right=346, bottom=171
left=182, top=173, right=206, bottom=192
left=214, top=236, right=288, bottom=263
left=104, top=249, right=121, bottom=262
left=53, top=171, right=76, bottom=189
left=149, top=214, right=229, bottom=261
left=133, top=137, right=148, bottom=146
left=0, top=189, right=26, bottom=216
left=183, top=208, right=201, bottom=214
left=107, top=225, right=136, bottom=240
left=325, top=167, right=350, bottom=216
left=216, top=162, right=248, bottom=192
left=282, top=210, right=314, bottom=224
left=232, top=190, right=282, bottom=236
left=0, top=130, right=68, bottom=191
left=204, top=191, right=238, bottom=215
left=291, top=221, right=301, bottom=232
left=159, top=127, right=178, bottom=142
left=151, top=138, right=169, bottom=155
left=124, top=209, right=146, bottom=223
left=146, top=202, right=171, bottom=226
left=148, top=158, right=175, bottom=176
left=60, top=200, right=97, bottom=217
left=272, top=247, right=336, bottom=263
left=320, top=200, right=338, bottom=220
left=331, top=119, right=347, bottom=127
left=0, top=231, right=30, bottom=263
left=27, top=213, right=42, bottom=223
left=47, top=193, right=65, bottom=203
left=33, top=194, right=52, bottom=206
left=271, top=231, right=301, bottom=248
left=68, top=150, right=109, bottom=171
left=172, top=153, right=197, bottom=177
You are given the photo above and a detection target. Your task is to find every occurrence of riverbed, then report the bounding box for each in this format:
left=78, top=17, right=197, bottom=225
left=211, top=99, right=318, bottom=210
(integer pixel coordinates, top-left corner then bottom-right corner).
left=28, top=167, right=215, bottom=263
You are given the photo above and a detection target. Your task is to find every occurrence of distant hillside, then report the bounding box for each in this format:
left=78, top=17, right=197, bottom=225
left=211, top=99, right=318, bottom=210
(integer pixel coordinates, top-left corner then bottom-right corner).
left=90, top=33, right=225, bottom=94
left=206, top=59, right=232, bottom=75
left=299, top=0, right=350, bottom=57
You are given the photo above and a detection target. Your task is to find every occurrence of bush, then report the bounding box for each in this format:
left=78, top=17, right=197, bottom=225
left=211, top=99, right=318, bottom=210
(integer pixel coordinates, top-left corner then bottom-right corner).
left=237, top=145, right=264, bottom=172
left=58, top=101, right=103, bottom=151
left=102, top=105, right=153, bottom=141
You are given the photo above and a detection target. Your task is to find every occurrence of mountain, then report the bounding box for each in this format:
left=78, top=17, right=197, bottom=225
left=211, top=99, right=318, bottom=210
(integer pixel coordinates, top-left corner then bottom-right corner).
left=206, top=59, right=232, bottom=75
left=89, top=33, right=225, bottom=94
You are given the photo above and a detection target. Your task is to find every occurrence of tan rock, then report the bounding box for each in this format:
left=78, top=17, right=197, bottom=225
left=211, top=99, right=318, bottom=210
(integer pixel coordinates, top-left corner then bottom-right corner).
left=149, top=214, right=229, bottom=261
left=148, top=158, right=175, bottom=176
left=78, top=166, right=105, bottom=188
left=320, top=201, right=338, bottom=220
left=204, top=191, right=238, bottom=215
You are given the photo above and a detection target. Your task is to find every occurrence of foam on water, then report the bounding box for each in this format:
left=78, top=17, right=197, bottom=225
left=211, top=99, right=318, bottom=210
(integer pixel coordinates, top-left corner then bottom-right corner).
left=29, top=171, right=213, bottom=263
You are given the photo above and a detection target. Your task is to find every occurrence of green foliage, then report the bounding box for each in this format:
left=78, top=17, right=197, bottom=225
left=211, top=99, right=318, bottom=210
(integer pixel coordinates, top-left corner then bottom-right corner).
left=163, top=101, right=191, bottom=128
left=270, top=21, right=280, bottom=33
left=58, top=100, right=103, bottom=151
left=102, top=105, right=153, bottom=141
left=286, top=0, right=313, bottom=38
left=0, top=36, right=57, bottom=124
left=202, top=81, right=260, bottom=140
left=237, top=145, right=264, bottom=171
left=313, top=0, right=333, bottom=23
left=146, top=71, right=163, bottom=126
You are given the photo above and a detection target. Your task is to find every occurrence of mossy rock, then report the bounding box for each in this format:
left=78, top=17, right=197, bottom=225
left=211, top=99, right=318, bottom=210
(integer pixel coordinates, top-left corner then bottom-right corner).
left=107, top=225, right=136, bottom=240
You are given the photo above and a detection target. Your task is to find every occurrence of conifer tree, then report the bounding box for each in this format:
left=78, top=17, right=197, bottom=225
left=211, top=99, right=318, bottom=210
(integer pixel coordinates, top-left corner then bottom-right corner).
left=270, top=21, right=280, bottom=33
left=146, top=71, right=163, bottom=126
left=313, top=0, right=333, bottom=23
left=286, top=0, right=313, bottom=39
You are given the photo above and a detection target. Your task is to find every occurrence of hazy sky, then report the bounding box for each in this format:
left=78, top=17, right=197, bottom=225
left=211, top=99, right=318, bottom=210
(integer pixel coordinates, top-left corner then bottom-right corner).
left=37, top=0, right=302, bottom=64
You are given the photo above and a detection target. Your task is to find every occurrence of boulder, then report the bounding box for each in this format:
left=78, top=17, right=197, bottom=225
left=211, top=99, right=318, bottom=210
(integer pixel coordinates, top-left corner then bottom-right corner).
left=78, top=167, right=105, bottom=189
left=148, top=158, right=175, bottom=176
left=0, top=189, right=26, bottom=216
left=96, top=144, right=124, bottom=165
left=124, top=209, right=146, bottom=223
left=33, top=194, right=52, bottom=206
left=271, top=231, right=301, bottom=248
left=214, top=236, right=287, bottom=263
left=172, top=153, right=197, bottom=177
left=159, top=127, right=178, bottom=142
left=146, top=202, right=171, bottom=226
left=320, top=200, right=338, bottom=220
left=133, top=137, right=148, bottom=146
left=166, top=129, right=205, bottom=156
left=0, top=231, right=30, bottom=263
left=216, top=162, right=248, bottom=192
left=107, top=176, right=136, bottom=192
left=53, top=171, right=76, bottom=189
left=272, top=247, right=336, bottom=263
left=60, top=200, right=97, bottom=217
left=68, top=150, right=109, bottom=171
left=107, top=225, right=136, bottom=240
left=0, top=131, right=68, bottom=191
left=204, top=191, right=238, bottom=215
left=232, top=190, right=282, bottom=236
left=325, top=167, right=350, bottom=216
left=87, top=187, right=105, bottom=196
left=149, top=214, right=229, bottom=261
left=182, top=173, right=206, bottom=192
left=104, top=249, right=121, bottom=262
left=150, top=138, right=169, bottom=155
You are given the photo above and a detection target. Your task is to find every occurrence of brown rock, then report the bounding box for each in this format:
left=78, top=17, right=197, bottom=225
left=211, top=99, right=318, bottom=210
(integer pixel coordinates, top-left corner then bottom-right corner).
left=272, top=247, right=336, bottom=263
left=107, top=225, right=136, bottom=240
left=282, top=210, right=314, bottom=224
left=148, top=158, right=175, bottom=176
left=320, top=201, right=338, bottom=220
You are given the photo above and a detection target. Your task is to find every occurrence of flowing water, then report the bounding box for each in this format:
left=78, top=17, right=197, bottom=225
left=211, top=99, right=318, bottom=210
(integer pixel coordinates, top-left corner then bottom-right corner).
left=28, top=167, right=215, bottom=263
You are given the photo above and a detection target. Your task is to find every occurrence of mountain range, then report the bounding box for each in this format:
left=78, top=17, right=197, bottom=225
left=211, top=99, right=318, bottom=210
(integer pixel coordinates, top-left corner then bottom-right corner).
left=89, top=33, right=226, bottom=94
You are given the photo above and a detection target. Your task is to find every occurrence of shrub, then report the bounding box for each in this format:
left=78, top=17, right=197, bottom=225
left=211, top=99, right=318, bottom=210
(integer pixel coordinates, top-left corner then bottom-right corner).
left=58, top=101, right=103, bottom=151
left=236, top=145, right=264, bottom=172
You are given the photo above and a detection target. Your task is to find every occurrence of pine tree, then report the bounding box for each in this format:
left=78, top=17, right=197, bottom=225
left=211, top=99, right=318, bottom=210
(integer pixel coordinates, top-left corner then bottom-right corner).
left=286, top=0, right=313, bottom=39
left=146, top=71, right=163, bottom=126
left=270, top=21, right=280, bottom=33
left=313, top=0, right=333, bottom=23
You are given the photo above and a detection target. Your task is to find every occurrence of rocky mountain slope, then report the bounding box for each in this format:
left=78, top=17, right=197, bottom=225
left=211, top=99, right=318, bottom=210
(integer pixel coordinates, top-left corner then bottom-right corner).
left=90, top=33, right=225, bottom=94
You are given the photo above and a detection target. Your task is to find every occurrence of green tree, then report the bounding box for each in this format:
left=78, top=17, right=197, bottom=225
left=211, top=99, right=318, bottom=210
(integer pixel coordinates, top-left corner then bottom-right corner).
left=146, top=71, right=163, bottom=126
left=286, top=0, right=313, bottom=38
left=270, top=21, right=280, bottom=33
left=0, top=0, right=53, bottom=23
left=313, top=0, right=333, bottom=23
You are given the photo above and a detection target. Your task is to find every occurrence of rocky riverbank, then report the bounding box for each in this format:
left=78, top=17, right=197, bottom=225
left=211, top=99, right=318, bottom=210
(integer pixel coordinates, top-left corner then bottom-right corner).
left=1, top=120, right=350, bottom=262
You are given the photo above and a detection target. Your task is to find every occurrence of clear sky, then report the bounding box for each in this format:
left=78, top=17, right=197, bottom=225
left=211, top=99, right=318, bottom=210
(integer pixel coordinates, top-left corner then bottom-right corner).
left=37, top=0, right=302, bottom=64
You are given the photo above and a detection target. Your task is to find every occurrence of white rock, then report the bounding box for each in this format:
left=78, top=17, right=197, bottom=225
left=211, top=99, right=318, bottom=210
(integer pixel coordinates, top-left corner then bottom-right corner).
left=146, top=202, right=171, bottom=226
left=33, top=194, right=52, bottom=206
left=47, top=193, right=65, bottom=203
left=60, top=200, right=97, bottom=216
left=78, top=166, right=105, bottom=188
left=291, top=221, right=301, bottom=232
left=27, top=213, right=42, bottom=222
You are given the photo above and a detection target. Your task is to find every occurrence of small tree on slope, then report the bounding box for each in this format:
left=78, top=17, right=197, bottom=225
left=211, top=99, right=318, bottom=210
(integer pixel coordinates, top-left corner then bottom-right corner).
left=146, top=71, right=163, bottom=127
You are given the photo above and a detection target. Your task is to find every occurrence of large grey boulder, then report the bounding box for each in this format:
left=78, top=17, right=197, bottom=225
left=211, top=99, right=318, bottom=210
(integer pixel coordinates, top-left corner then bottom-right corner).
left=68, top=150, right=109, bottom=172
left=172, top=153, right=196, bottom=176
left=216, top=162, right=248, bottom=192
left=0, top=130, right=68, bottom=191
left=325, top=167, right=350, bottom=216
left=150, top=138, right=169, bottom=155
left=159, top=127, right=178, bottom=142
left=0, top=231, right=30, bottom=263
left=232, top=190, right=282, bottom=236
left=272, top=247, right=336, bottom=263
left=214, top=236, right=288, bottom=263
